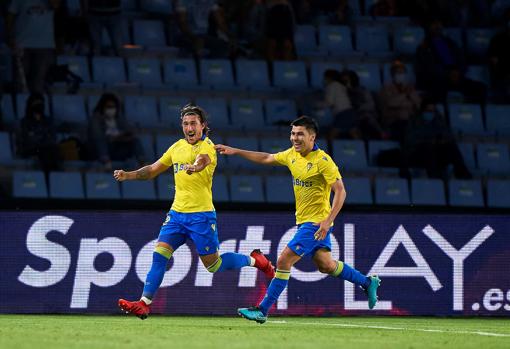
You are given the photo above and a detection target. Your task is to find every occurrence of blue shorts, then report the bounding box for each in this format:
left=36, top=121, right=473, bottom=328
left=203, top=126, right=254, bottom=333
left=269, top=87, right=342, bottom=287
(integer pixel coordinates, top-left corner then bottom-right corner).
left=158, top=210, right=219, bottom=256
left=287, top=222, right=333, bottom=258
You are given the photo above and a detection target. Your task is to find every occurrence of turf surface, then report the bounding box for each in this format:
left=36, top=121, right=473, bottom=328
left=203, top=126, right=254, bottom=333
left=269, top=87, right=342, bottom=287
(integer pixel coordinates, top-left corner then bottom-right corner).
left=0, top=315, right=508, bottom=349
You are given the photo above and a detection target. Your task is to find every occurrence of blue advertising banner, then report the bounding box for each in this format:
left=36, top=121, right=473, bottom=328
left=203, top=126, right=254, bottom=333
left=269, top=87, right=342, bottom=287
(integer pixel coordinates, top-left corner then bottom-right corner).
left=0, top=211, right=509, bottom=316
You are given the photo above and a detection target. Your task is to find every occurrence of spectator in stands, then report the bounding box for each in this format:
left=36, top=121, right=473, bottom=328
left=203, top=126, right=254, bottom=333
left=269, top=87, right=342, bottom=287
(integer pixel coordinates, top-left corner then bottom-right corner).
left=415, top=19, right=465, bottom=100
left=89, top=93, right=145, bottom=170
left=7, top=0, right=61, bottom=93
left=19, top=93, right=60, bottom=172
left=488, top=8, right=510, bottom=101
left=369, top=0, right=403, bottom=17
left=264, top=0, right=296, bottom=60
left=445, top=65, right=487, bottom=105
left=82, top=0, right=123, bottom=56
left=291, top=0, right=353, bottom=25
left=378, top=60, right=421, bottom=142
left=443, top=0, right=491, bottom=28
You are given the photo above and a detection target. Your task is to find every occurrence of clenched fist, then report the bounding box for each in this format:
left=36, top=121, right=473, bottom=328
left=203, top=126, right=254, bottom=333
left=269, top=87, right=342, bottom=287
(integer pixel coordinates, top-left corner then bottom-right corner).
left=113, top=170, right=127, bottom=181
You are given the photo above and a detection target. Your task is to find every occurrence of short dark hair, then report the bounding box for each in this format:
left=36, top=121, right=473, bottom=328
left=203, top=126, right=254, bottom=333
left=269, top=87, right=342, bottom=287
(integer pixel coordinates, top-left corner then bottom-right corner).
left=180, top=103, right=210, bottom=135
left=290, top=115, right=319, bottom=135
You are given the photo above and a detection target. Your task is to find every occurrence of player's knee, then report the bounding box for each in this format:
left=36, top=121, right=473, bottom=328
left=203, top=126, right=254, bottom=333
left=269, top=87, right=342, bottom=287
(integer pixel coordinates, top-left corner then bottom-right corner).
left=276, top=256, right=292, bottom=270
left=317, top=260, right=336, bottom=274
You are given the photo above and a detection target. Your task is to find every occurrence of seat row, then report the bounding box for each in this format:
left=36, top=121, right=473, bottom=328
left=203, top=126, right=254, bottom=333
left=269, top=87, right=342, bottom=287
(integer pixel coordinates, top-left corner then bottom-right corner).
left=11, top=170, right=510, bottom=208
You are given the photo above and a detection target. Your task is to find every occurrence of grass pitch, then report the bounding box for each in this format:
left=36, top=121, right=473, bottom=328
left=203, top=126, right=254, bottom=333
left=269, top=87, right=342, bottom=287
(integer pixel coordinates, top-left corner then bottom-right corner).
left=0, top=315, right=509, bottom=349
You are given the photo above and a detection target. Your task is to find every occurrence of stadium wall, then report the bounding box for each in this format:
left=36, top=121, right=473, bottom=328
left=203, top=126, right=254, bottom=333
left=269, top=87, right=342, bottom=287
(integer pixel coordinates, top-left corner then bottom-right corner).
left=1, top=211, right=509, bottom=317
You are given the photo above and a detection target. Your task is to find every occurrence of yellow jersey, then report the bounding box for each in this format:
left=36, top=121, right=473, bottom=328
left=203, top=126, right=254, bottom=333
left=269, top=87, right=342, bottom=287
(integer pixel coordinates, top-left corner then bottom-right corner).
left=274, top=145, right=342, bottom=224
left=158, top=136, right=217, bottom=213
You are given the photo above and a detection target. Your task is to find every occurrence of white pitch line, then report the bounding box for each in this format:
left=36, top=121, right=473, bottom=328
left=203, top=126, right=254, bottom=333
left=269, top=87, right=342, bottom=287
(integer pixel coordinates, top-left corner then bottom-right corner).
left=267, top=320, right=510, bottom=338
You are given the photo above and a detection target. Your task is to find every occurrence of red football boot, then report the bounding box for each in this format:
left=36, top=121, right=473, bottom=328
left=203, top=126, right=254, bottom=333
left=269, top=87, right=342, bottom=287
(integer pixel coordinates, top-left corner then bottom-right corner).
left=250, top=249, right=276, bottom=279
left=118, top=299, right=150, bottom=320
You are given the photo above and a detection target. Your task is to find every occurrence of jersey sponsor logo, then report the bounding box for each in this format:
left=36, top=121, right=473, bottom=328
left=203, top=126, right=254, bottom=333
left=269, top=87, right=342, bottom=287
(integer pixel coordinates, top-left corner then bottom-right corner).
left=173, top=163, right=186, bottom=174
left=293, top=178, right=313, bottom=188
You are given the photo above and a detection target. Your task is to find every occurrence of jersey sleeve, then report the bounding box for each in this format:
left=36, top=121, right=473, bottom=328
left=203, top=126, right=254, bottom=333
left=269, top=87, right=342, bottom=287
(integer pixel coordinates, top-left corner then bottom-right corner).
left=273, top=148, right=292, bottom=166
left=158, top=143, right=176, bottom=166
left=318, top=153, right=342, bottom=184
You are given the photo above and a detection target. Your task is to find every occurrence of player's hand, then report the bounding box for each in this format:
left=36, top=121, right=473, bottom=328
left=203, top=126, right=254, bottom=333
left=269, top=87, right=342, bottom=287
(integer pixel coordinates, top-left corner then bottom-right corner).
left=313, top=220, right=332, bottom=240
left=183, top=164, right=196, bottom=175
left=214, top=144, right=236, bottom=155
left=113, top=169, right=127, bottom=181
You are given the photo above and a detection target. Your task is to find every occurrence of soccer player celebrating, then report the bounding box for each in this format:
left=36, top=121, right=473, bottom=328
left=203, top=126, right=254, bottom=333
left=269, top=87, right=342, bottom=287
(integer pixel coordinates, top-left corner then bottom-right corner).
left=215, top=116, right=381, bottom=324
left=114, top=104, right=275, bottom=319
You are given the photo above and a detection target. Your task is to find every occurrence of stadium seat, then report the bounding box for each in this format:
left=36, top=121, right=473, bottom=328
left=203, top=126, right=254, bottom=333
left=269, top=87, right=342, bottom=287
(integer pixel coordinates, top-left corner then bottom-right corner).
left=139, top=134, right=156, bottom=161
left=310, top=62, right=344, bottom=89
left=225, top=136, right=259, bottom=170
left=346, top=63, right=381, bottom=91
left=49, top=172, right=84, bottom=199
left=393, top=26, right=425, bottom=55
left=140, top=0, right=172, bottom=14
left=265, top=99, right=298, bottom=127
left=448, top=179, right=484, bottom=207
left=156, top=134, right=181, bottom=157
left=368, top=140, right=399, bottom=166
left=92, top=56, right=126, bottom=85
left=164, top=59, right=199, bottom=89
left=195, top=97, right=230, bottom=129
left=230, top=175, right=264, bottom=203
left=318, top=25, right=353, bottom=55
left=265, top=175, right=294, bottom=204
left=476, top=143, right=510, bottom=175
left=122, top=180, right=157, bottom=200
left=486, top=105, right=510, bottom=137
left=294, top=25, right=320, bottom=56
left=443, top=27, right=463, bottom=48
left=465, top=65, right=490, bottom=85
left=273, top=61, right=308, bottom=89
left=343, top=177, right=373, bottom=205
left=85, top=173, right=121, bottom=199
left=332, top=140, right=368, bottom=172
left=235, top=60, right=271, bottom=91
left=458, top=142, right=477, bottom=170
left=411, top=178, right=446, bottom=206
left=124, top=95, right=159, bottom=128
left=260, top=137, right=291, bottom=154
left=213, top=174, right=229, bottom=202
left=127, top=57, right=162, bottom=87
left=0, top=131, right=13, bottom=162
left=1, top=95, right=16, bottom=125
left=200, top=59, right=235, bottom=89
left=355, top=23, right=390, bottom=54
left=375, top=178, right=410, bottom=205
left=487, top=179, right=510, bottom=208
left=160, top=96, right=190, bottom=127
left=133, top=20, right=167, bottom=48
left=448, top=103, right=484, bottom=135
left=51, top=94, right=88, bottom=124
left=157, top=174, right=175, bottom=201
left=13, top=171, right=48, bottom=198
left=16, top=93, right=50, bottom=118
left=57, top=55, right=91, bottom=82
left=466, top=29, right=494, bottom=56
left=230, top=98, right=264, bottom=129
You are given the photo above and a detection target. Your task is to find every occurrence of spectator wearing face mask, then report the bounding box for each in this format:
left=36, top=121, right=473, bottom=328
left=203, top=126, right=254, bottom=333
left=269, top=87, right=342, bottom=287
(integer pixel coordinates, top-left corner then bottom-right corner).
left=89, top=93, right=145, bottom=170
left=378, top=60, right=421, bottom=141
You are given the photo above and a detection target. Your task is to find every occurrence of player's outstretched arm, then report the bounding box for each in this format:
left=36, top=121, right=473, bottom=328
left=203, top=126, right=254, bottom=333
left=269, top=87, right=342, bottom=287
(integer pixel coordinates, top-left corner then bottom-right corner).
left=214, top=144, right=278, bottom=165
left=113, top=160, right=169, bottom=181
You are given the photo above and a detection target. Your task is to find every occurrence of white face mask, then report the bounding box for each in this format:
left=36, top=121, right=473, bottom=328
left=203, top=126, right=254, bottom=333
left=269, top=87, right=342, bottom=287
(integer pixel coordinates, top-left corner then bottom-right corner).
left=104, top=107, right=117, bottom=118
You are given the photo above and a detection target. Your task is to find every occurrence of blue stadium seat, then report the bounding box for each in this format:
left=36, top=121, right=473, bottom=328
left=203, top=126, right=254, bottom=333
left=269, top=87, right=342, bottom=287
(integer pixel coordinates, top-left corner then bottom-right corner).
left=164, top=59, right=199, bottom=89
left=51, top=94, right=88, bottom=124
left=443, top=27, right=463, bottom=48
left=157, top=174, right=175, bottom=201
left=85, top=173, right=121, bottom=199
left=486, top=105, right=510, bottom=137
left=139, top=134, right=156, bottom=161
left=225, top=136, right=259, bottom=170
left=265, top=99, right=297, bottom=127
left=1, top=95, right=16, bottom=125
left=57, top=55, right=91, bottom=82
left=448, top=103, right=484, bottom=135
left=273, top=61, right=308, bottom=89
left=92, top=56, right=126, bottom=85
left=310, top=62, right=344, bottom=89
left=13, top=171, right=48, bottom=198
left=100, top=17, right=130, bottom=49
left=368, top=140, right=399, bottom=165
left=159, top=96, right=190, bottom=127
left=319, top=25, right=354, bottom=55
left=465, top=65, right=490, bottom=85
left=230, top=98, right=264, bottom=129
left=294, top=25, right=320, bottom=56
left=449, top=179, right=484, bottom=207
left=122, top=181, right=157, bottom=200
left=235, top=60, right=271, bottom=91
left=487, top=179, right=510, bottom=208
left=355, top=24, right=390, bottom=54
left=156, top=134, right=181, bottom=157
left=260, top=137, right=291, bottom=154
left=346, top=63, right=381, bottom=91
left=343, top=177, right=373, bottom=205
left=466, top=29, right=494, bottom=56
left=0, top=131, right=13, bottom=162
left=200, top=59, right=235, bottom=89
left=476, top=143, right=510, bottom=175
left=375, top=178, right=410, bottom=205
left=332, top=140, right=368, bottom=172
left=411, top=178, right=446, bottom=206
left=393, top=26, right=425, bottom=55
left=140, top=0, right=173, bottom=14
left=195, top=97, right=230, bottom=129
left=265, top=175, right=294, bottom=204
left=124, top=95, right=159, bottom=127
left=127, top=58, right=162, bottom=87
left=49, top=172, right=84, bottom=199
left=382, top=62, right=415, bottom=84
left=458, top=142, right=477, bottom=169
left=213, top=174, right=229, bottom=202
left=133, top=20, right=167, bottom=48
left=230, top=175, right=264, bottom=202
left=16, top=93, right=50, bottom=118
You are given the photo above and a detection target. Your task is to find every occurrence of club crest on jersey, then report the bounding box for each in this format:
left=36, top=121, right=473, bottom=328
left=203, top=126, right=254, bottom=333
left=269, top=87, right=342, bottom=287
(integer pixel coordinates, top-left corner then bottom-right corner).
left=291, top=159, right=296, bottom=164
left=307, top=162, right=313, bottom=171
